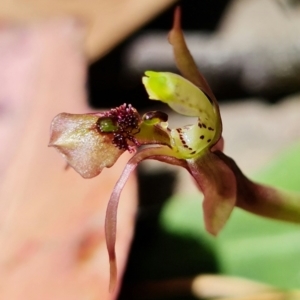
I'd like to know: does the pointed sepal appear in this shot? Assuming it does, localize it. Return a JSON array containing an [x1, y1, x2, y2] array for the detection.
[[187, 151, 237, 235]]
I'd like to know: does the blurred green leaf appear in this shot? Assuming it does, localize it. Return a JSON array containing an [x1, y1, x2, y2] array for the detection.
[[160, 142, 300, 289]]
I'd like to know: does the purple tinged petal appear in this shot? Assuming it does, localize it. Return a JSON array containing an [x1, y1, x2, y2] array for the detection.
[[49, 107, 174, 181], [105, 159, 134, 292], [168, 7, 216, 104], [187, 151, 237, 235], [49, 113, 125, 178], [105, 146, 186, 292]]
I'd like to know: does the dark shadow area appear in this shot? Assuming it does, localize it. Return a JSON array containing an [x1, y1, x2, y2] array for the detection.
[[88, 0, 229, 110], [88, 0, 300, 108]]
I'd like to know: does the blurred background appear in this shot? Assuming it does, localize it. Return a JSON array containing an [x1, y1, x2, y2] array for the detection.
[[1, 0, 300, 298], [87, 0, 300, 299], [89, 0, 300, 109]]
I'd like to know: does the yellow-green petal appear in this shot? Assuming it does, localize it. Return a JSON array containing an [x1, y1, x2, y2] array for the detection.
[[143, 71, 216, 121], [142, 71, 220, 157], [170, 124, 215, 159]]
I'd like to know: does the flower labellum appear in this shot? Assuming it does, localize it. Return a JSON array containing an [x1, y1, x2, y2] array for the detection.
[[49, 104, 143, 178]]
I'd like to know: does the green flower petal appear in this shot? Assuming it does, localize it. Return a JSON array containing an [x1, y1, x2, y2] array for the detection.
[[143, 71, 219, 158], [171, 124, 215, 159], [143, 71, 216, 119]]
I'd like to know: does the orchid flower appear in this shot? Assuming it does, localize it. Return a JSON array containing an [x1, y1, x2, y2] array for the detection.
[[49, 7, 300, 291]]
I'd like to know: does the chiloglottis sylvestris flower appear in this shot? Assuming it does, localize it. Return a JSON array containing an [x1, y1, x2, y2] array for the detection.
[[49, 7, 300, 292]]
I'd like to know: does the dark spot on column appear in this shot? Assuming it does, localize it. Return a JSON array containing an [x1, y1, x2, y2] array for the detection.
[[200, 135, 204, 139], [207, 139, 211, 143], [202, 124, 207, 129], [208, 127, 214, 131]]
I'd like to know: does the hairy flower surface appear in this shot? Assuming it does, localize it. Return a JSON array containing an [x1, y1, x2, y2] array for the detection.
[[49, 7, 300, 292]]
